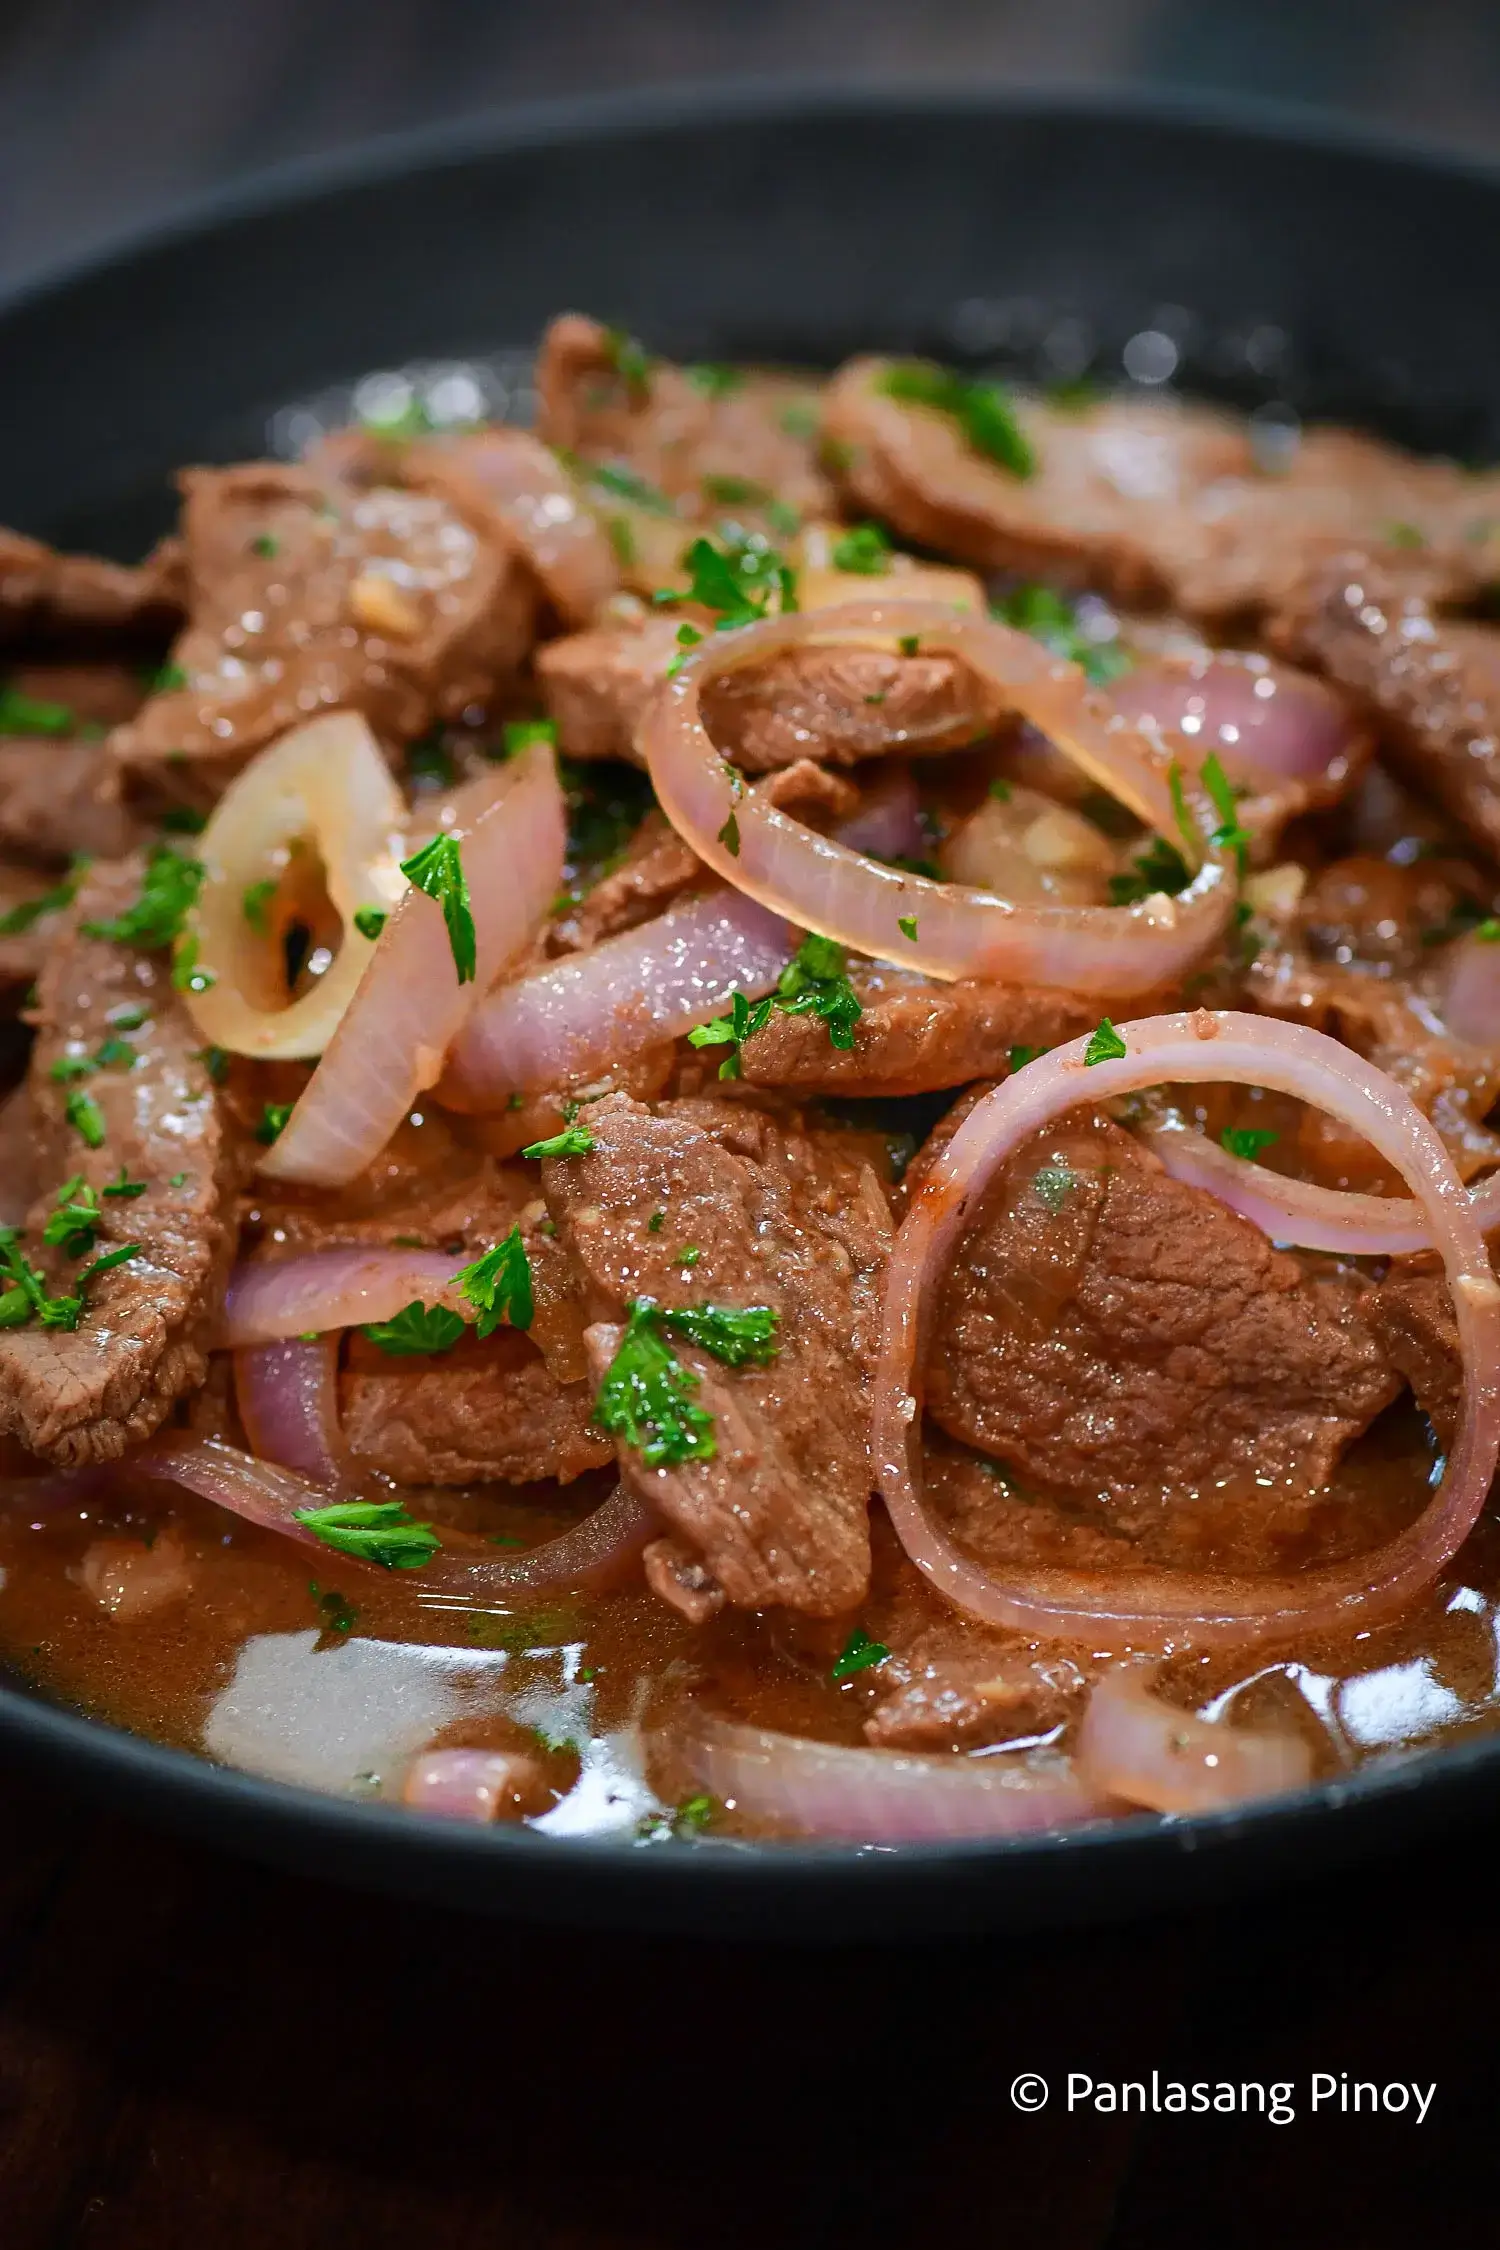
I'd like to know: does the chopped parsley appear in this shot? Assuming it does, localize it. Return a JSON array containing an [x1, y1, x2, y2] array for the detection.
[[578, 458, 674, 515], [65, 1091, 106, 1148], [360, 391, 435, 441], [0, 869, 81, 938], [1084, 1018, 1127, 1066], [779, 400, 820, 441], [81, 842, 203, 951], [241, 877, 277, 933], [1008, 1043, 1048, 1071], [718, 808, 741, 857], [660, 1301, 780, 1367], [559, 758, 656, 873], [773, 933, 862, 1048], [898, 633, 920, 657], [251, 532, 280, 559], [636, 1792, 719, 1844], [522, 1127, 594, 1159], [685, 362, 744, 398], [676, 1245, 701, 1269], [991, 582, 1130, 685], [399, 832, 476, 984], [406, 731, 454, 788], [687, 987, 774, 1080], [831, 1627, 890, 1682], [1201, 751, 1251, 872], [151, 661, 188, 694], [1475, 917, 1500, 943], [0, 685, 75, 735], [158, 806, 206, 835], [362, 1300, 466, 1355], [293, 1499, 441, 1571], [43, 1178, 105, 1256], [171, 933, 215, 995], [701, 473, 768, 508], [1167, 760, 1197, 858], [502, 716, 558, 758], [454, 1227, 534, 1336], [659, 530, 797, 629], [352, 905, 387, 941], [879, 359, 1036, 478], [606, 516, 636, 566], [0, 1222, 138, 1332], [831, 522, 892, 575], [666, 621, 704, 679], [592, 1299, 716, 1465], [196, 1044, 229, 1084], [1108, 834, 1192, 906], [1032, 1163, 1077, 1214], [603, 326, 652, 400], [104, 1167, 147, 1199], [309, 1582, 357, 1637], [898, 914, 919, 942], [648, 1210, 665, 1233], [1385, 520, 1426, 549], [255, 1101, 293, 1145], [1220, 1126, 1278, 1161]]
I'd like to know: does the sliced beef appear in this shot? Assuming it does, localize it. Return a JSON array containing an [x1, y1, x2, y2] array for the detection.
[[0, 855, 249, 1464], [542, 1094, 891, 1616], [108, 461, 537, 796], [1363, 1267, 1461, 1449], [823, 359, 1496, 621], [547, 808, 702, 957], [0, 739, 142, 866], [922, 1107, 1398, 1497], [340, 1324, 611, 1486], [0, 528, 184, 647], [537, 610, 996, 770], [0, 863, 72, 989], [1271, 550, 1500, 868]]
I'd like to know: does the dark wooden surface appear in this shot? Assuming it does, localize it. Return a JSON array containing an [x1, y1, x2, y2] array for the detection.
[[1, 1747, 1497, 2246]]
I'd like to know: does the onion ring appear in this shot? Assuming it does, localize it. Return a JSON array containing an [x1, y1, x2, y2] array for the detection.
[[223, 1247, 469, 1347], [184, 709, 408, 1059], [673, 1714, 1103, 1841], [234, 1337, 345, 1481], [258, 738, 565, 1187], [1075, 1660, 1314, 1814], [409, 427, 618, 627], [637, 599, 1238, 994], [873, 1009, 1500, 1650]]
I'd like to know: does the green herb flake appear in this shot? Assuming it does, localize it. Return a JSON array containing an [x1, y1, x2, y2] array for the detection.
[[879, 359, 1036, 479], [898, 914, 919, 942], [0, 1230, 81, 1331], [362, 1300, 466, 1356], [196, 1044, 229, 1084], [677, 1245, 701, 1269], [592, 1298, 716, 1466], [1083, 1018, 1127, 1067], [309, 1582, 357, 1637], [151, 661, 189, 694], [502, 717, 558, 758], [582, 458, 674, 516], [352, 905, 387, 941], [523, 1127, 594, 1161], [991, 581, 1130, 685], [1200, 751, 1251, 872], [158, 807, 207, 835], [660, 1300, 780, 1367], [43, 1178, 101, 1256], [406, 731, 454, 787], [241, 877, 277, 934], [77, 1242, 140, 1288], [103, 1167, 147, 1199], [106, 1003, 149, 1030], [603, 326, 652, 400], [399, 831, 476, 984], [1385, 521, 1427, 550], [1032, 1163, 1077, 1214], [255, 1101, 294, 1146], [1474, 918, 1500, 943], [293, 1499, 440, 1572], [1007, 1044, 1047, 1072], [685, 362, 744, 398], [831, 522, 892, 575], [453, 1226, 534, 1337], [775, 933, 862, 1050], [171, 933, 215, 995], [251, 533, 280, 559], [65, 1091, 106, 1149], [687, 987, 775, 1080], [1166, 760, 1197, 859], [718, 808, 741, 857], [831, 1627, 890, 1683], [898, 634, 920, 657], [0, 684, 75, 734], [0, 870, 81, 938], [81, 843, 204, 952], [1220, 1126, 1279, 1161], [1108, 834, 1192, 906]]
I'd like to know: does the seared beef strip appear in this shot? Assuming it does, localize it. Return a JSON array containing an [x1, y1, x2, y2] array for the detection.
[[0, 665, 148, 866], [1364, 1268, 1461, 1450], [537, 609, 997, 771], [1271, 549, 1500, 868], [0, 528, 185, 647], [547, 808, 702, 957], [341, 1325, 612, 1486], [0, 856, 249, 1464], [823, 359, 1498, 621], [108, 461, 537, 795], [542, 1094, 890, 1617], [920, 1105, 1398, 1498], [0, 864, 72, 989]]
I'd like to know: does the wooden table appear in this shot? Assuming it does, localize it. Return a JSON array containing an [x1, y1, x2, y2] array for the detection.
[[0, 1753, 1492, 2245]]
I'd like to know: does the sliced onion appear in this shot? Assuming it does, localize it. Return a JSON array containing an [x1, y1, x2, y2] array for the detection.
[[1076, 1661, 1313, 1814], [638, 599, 1238, 994], [234, 1338, 344, 1481], [402, 1747, 542, 1821], [131, 1435, 655, 1594], [259, 739, 565, 1186], [410, 427, 618, 626], [441, 886, 792, 1111], [1435, 926, 1500, 1050], [833, 766, 927, 861], [184, 709, 408, 1059], [223, 1247, 467, 1347], [1109, 651, 1359, 789], [674, 1714, 1103, 1841], [874, 1010, 1500, 1650]]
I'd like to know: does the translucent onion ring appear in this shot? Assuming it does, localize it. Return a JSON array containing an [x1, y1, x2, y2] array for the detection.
[[1075, 1660, 1314, 1814], [1138, 1113, 1440, 1255], [222, 1247, 468, 1347], [873, 1010, 1500, 1650], [184, 709, 408, 1059], [637, 599, 1238, 994], [234, 1336, 345, 1481], [673, 1713, 1104, 1842], [409, 427, 619, 627], [259, 738, 565, 1188]]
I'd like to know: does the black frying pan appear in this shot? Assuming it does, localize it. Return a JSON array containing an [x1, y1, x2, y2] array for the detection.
[[2, 84, 1498, 1939]]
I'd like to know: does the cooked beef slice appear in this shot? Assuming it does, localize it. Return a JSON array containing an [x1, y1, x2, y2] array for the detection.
[[108, 461, 537, 794], [0, 855, 248, 1464], [536, 313, 832, 534], [0, 528, 185, 647], [340, 1324, 611, 1485], [547, 808, 702, 956], [729, 961, 1114, 1098], [922, 1109, 1398, 1497], [537, 610, 996, 770], [823, 359, 1497, 621], [0, 738, 142, 865], [542, 1094, 891, 1615], [1364, 1267, 1461, 1448], [865, 1635, 1087, 1751], [0, 863, 72, 988], [1271, 550, 1500, 868]]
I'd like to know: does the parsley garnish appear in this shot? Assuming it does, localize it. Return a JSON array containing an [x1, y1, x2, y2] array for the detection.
[[1201, 751, 1250, 872], [502, 717, 558, 757], [774, 933, 862, 1048], [580, 459, 673, 515], [1385, 521, 1426, 550], [1108, 835, 1192, 906], [293, 1499, 440, 1571], [1167, 760, 1197, 859], [151, 661, 188, 694], [636, 1791, 719, 1844], [685, 363, 744, 398], [1007, 1043, 1048, 1071], [453, 1227, 533, 1336], [406, 731, 454, 787], [702, 473, 768, 507], [78, 1242, 140, 1287], [171, 933, 215, 994], [603, 326, 651, 400], [65, 1091, 105, 1148], [104, 1167, 147, 1199], [362, 1300, 466, 1355], [309, 1582, 357, 1637], [898, 633, 920, 657], [1475, 918, 1500, 943], [687, 988, 775, 1080], [831, 522, 892, 575], [251, 532, 280, 559], [43, 1178, 103, 1256], [196, 1044, 229, 1084], [648, 1210, 665, 1232], [898, 914, 919, 942], [831, 1628, 890, 1682], [659, 531, 797, 629], [0, 1229, 81, 1331], [522, 1127, 594, 1159], [399, 832, 476, 984], [718, 808, 741, 857], [0, 685, 74, 734], [1083, 1019, 1127, 1066], [81, 843, 203, 951], [880, 360, 1036, 478], [0, 870, 81, 938], [241, 877, 276, 933], [1032, 1163, 1077, 1214], [991, 583, 1130, 685], [1220, 1126, 1278, 1161], [352, 905, 387, 941], [255, 1101, 293, 1145], [660, 1301, 780, 1367], [592, 1299, 716, 1466], [158, 807, 206, 835]]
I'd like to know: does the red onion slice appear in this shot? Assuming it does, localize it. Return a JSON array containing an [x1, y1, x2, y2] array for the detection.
[[411, 428, 618, 626], [441, 886, 793, 1111], [1109, 650, 1359, 788], [234, 1337, 345, 1482], [638, 599, 1238, 995], [259, 739, 565, 1187], [223, 1247, 467, 1347], [1075, 1661, 1313, 1814], [874, 1009, 1500, 1650], [674, 1714, 1104, 1842], [402, 1747, 543, 1821], [833, 767, 928, 862]]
